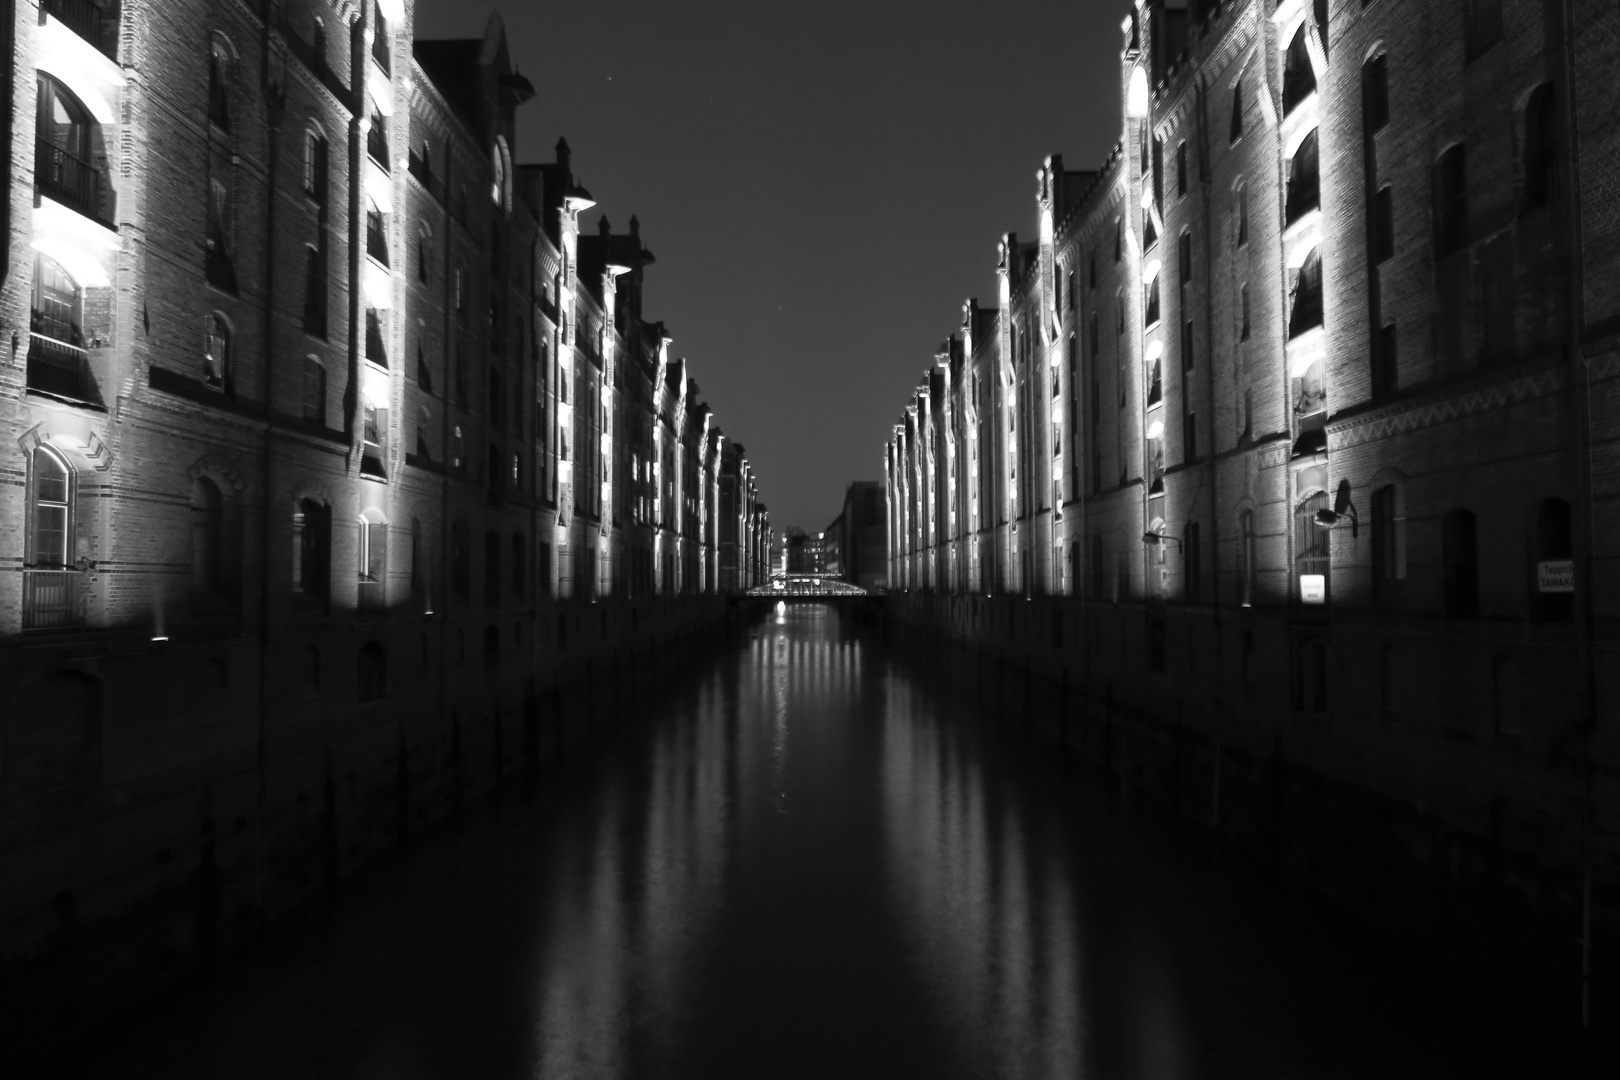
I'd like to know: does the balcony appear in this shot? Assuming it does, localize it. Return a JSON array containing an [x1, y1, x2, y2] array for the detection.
[[27, 333, 103, 407], [23, 569, 81, 630], [35, 139, 109, 226], [42, 0, 119, 61]]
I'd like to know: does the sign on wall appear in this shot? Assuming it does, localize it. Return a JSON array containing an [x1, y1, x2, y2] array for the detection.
[[1300, 574, 1326, 604], [1537, 559, 1575, 594]]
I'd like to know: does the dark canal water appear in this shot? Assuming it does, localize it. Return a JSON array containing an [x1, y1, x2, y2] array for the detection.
[[57, 603, 1593, 1077]]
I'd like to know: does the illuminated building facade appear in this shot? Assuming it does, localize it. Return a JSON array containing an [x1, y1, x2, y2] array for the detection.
[[886, 0, 1620, 926], [0, 0, 767, 965]]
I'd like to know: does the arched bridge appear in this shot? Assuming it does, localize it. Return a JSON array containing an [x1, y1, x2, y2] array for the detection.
[[746, 573, 872, 599]]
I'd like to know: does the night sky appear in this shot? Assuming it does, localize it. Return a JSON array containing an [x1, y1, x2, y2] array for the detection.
[[416, 0, 1124, 533]]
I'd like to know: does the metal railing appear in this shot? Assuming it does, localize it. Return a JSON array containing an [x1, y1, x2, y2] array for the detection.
[[27, 333, 98, 404], [23, 569, 80, 630], [42, 0, 118, 60], [35, 139, 105, 222]]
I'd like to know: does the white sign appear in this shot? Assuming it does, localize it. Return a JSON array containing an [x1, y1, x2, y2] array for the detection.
[[1537, 560, 1575, 593], [1300, 574, 1326, 604]]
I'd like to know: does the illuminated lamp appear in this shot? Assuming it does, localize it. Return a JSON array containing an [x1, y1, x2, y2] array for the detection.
[[1142, 530, 1183, 550], [1126, 66, 1150, 118], [375, 0, 404, 22], [1145, 339, 1164, 365], [362, 262, 393, 308], [364, 159, 393, 213], [1313, 480, 1359, 537], [564, 184, 595, 212], [1145, 418, 1164, 441], [1142, 259, 1161, 285], [32, 198, 119, 286], [362, 364, 390, 407], [368, 71, 394, 115]]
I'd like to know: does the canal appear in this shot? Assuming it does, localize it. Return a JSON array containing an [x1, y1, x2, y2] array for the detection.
[[52, 602, 1593, 1077]]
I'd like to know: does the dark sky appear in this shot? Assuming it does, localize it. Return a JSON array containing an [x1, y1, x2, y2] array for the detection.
[[416, 0, 1125, 533]]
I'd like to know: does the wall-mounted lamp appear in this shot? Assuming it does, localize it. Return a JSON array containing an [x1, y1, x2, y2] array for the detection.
[[1312, 479, 1359, 538], [1142, 530, 1184, 550]]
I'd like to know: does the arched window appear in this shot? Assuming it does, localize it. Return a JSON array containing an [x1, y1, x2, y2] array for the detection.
[[1113, 218, 1122, 263], [311, 17, 327, 73], [1229, 80, 1244, 143], [1441, 508, 1479, 618], [1234, 181, 1249, 246], [1522, 84, 1559, 212], [1282, 26, 1315, 114], [1532, 497, 1573, 621], [1432, 145, 1468, 257], [1289, 247, 1324, 338], [304, 130, 328, 203], [206, 176, 235, 290], [365, 305, 387, 365], [357, 512, 386, 612], [303, 245, 328, 336], [293, 498, 331, 601], [450, 519, 469, 600], [191, 477, 224, 599], [1295, 491, 1330, 603], [1146, 340, 1163, 405], [357, 641, 387, 702], [28, 446, 71, 569], [35, 75, 102, 222], [203, 314, 229, 390], [1371, 483, 1407, 594], [1362, 53, 1389, 136], [1285, 130, 1320, 224], [208, 39, 232, 130], [483, 530, 501, 605], [302, 355, 325, 424]]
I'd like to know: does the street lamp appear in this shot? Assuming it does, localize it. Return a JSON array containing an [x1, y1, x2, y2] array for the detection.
[[1142, 530, 1184, 551], [1312, 479, 1359, 538]]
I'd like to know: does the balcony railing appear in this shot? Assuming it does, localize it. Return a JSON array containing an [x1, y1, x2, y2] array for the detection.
[[42, 0, 119, 61], [23, 569, 81, 630], [27, 333, 101, 405], [36, 139, 107, 224]]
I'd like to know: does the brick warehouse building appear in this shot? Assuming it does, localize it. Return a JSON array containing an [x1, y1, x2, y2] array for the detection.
[[888, 0, 1620, 950], [0, 0, 771, 982]]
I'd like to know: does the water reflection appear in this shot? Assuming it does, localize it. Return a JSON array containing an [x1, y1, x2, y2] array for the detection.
[[65, 602, 1518, 1079]]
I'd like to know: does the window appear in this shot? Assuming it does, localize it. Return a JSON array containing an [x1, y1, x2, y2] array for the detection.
[[299, 244, 328, 337], [357, 514, 386, 611], [1441, 509, 1479, 618], [1362, 54, 1389, 136], [417, 224, 431, 284], [1467, 0, 1503, 61], [31, 253, 82, 346], [450, 519, 469, 600], [206, 177, 235, 290], [1295, 491, 1330, 603], [1183, 411, 1197, 463], [367, 101, 388, 167], [1229, 80, 1244, 142], [1371, 186, 1394, 263], [1285, 131, 1320, 224], [203, 314, 229, 391], [1289, 247, 1323, 338], [1282, 27, 1315, 114], [28, 446, 71, 570], [1113, 219, 1122, 263], [1432, 145, 1468, 257], [311, 17, 327, 73], [293, 498, 331, 601], [1293, 637, 1327, 712], [512, 532, 526, 597], [1371, 484, 1407, 592], [208, 39, 231, 131], [1185, 521, 1201, 600], [484, 530, 501, 605], [1147, 343, 1163, 405], [1176, 142, 1188, 197], [1144, 273, 1161, 327], [362, 401, 384, 465], [365, 306, 387, 366], [371, 0, 391, 74], [1235, 184, 1249, 246], [1143, 206, 1158, 250], [1151, 137, 1164, 212], [304, 131, 328, 204], [1532, 497, 1573, 621], [357, 641, 387, 702], [1522, 84, 1559, 212], [1177, 232, 1193, 285], [302, 356, 325, 425], [416, 341, 433, 393], [1239, 509, 1256, 606], [365, 199, 388, 266], [1240, 283, 1251, 340], [1374, 323, 1398, 398]]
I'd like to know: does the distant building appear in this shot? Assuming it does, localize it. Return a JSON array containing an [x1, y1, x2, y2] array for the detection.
[[831, 482, 887, 592]]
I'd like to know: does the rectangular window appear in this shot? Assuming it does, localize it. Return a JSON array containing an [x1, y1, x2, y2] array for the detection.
[[1372, 186, 1394, 263], [1374, 323, 1398, 398], [1371, 484, 1406, 589], [1240, 284, 1251, 340], [1184, 412, 1197, 463], [1181, 319, 1195, 371], [302, 357, 325, 424], [1176, 142, 1188, 197], [303, 246, 327, 337]]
